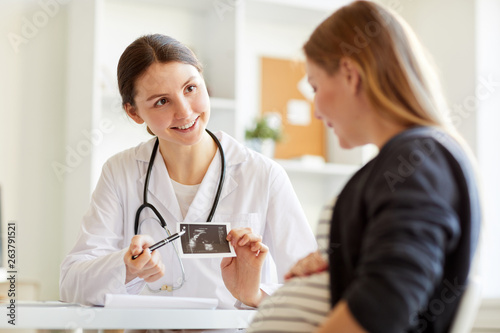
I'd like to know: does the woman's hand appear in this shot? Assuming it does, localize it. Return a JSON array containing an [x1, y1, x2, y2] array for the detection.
[[123, 235, 165, 284], [221, 227, 269, 307], [284, 250, 328, 280]]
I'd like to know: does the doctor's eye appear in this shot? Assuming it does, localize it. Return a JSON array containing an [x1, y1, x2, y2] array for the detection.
[[155, 98, 168, 107], [185, 85, 197, 94]]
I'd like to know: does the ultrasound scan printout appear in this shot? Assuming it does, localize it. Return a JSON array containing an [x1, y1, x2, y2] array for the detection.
[[177, 222, 236, 258]]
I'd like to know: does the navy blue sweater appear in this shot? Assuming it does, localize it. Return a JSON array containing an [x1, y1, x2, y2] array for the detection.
[[329, 127, 481, 332]]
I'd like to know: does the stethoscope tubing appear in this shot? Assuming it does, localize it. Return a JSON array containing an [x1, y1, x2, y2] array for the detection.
[[131, 129, 226, 292], [205, 129, 226, 223], [134, 128, 226, 234]]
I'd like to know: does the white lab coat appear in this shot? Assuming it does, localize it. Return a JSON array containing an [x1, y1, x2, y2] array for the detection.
[[60, 131, 317, 307]]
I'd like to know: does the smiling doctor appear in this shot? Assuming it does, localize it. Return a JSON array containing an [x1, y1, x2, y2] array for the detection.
[[59, 34, 317, 310]]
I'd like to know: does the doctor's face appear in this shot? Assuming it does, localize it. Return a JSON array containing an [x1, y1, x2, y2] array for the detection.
[[127, 61, 210, 147]]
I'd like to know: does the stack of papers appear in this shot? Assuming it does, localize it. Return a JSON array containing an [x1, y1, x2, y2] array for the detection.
[[104, 294, 218, 309]]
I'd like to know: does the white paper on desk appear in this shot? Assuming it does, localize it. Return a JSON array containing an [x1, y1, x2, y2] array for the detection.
[[104, 294, 218, 309]]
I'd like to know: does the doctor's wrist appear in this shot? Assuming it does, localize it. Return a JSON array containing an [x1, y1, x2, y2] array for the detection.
[[241, 288, 267, 308], [125, 269, 138, 284]]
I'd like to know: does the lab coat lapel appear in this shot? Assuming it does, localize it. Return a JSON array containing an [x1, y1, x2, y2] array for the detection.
[[137, 140, 183, 222]]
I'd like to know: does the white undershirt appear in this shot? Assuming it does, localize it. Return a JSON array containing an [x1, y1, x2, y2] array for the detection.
[[170, 179, 200, 219]]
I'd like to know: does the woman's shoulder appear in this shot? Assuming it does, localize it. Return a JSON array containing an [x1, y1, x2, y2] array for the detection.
[[373, 126, 474, 177], [380, 126, 466, 160], [363, 126, 478, 200]]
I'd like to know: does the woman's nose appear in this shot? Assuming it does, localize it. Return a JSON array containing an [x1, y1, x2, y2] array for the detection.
[[313, 104, 323, 120], [312, 96, 322, 119], [174, 97, 192, 119]]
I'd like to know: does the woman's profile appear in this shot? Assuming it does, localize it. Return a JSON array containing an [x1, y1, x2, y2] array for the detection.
[[246, 1, 481, 332]]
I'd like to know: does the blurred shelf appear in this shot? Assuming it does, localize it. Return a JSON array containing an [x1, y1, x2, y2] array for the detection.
[[473, 299, 500, 330], [250, 0, 349, 12], [275, 159, 360, 176], [210, 97, 235, 111], [118, 0, 213, 12], [246, 0, 348, 27]]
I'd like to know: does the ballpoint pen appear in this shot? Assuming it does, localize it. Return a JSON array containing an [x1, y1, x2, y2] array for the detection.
[[132, 229, 186, 260]]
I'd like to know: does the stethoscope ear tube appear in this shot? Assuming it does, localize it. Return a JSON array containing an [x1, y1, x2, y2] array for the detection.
[[143, 138, 160, 205], [134, 202, 168, 235]]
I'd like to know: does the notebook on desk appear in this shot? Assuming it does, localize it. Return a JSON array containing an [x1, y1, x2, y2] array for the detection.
[[104, 294, 218, 309]]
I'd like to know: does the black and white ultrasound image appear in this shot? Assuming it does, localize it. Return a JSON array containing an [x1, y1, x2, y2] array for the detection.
[[180, 223, 231, 254]]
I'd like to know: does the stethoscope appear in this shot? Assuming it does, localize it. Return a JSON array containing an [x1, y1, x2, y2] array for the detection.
[[134, 128, 226, 291]]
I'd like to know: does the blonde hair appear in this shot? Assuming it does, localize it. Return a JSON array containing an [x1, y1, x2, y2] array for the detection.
[[304, 1, 483, 225], [304, 0, 453, 132]]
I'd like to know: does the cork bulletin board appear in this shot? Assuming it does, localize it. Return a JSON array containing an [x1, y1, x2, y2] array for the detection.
[[260, 57, 326, 160]]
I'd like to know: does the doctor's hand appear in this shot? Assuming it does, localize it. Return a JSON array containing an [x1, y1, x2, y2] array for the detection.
[[124, 235, 165, 284], [221, 227, 269, 308], [284, 250, 328, 281]]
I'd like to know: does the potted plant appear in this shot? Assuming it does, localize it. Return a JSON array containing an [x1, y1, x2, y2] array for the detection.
[[245, 114, 282, 158]]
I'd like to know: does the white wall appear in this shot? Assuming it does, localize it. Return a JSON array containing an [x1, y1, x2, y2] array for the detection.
[[100, 0, 206, 85], [0, 0, 67, 300], [61, 0, 102, 259], [476, 0, 500, 299]]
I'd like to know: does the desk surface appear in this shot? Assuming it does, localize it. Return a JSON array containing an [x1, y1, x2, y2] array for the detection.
[[1, 303, 256, 329]]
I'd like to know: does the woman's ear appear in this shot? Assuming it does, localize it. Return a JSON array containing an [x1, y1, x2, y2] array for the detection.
[[124, 103, 144, 124], [339, 57, 362, 94]]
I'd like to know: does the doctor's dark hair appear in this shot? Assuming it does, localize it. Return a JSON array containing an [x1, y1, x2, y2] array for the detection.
[[117, 34, 203, 108]]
